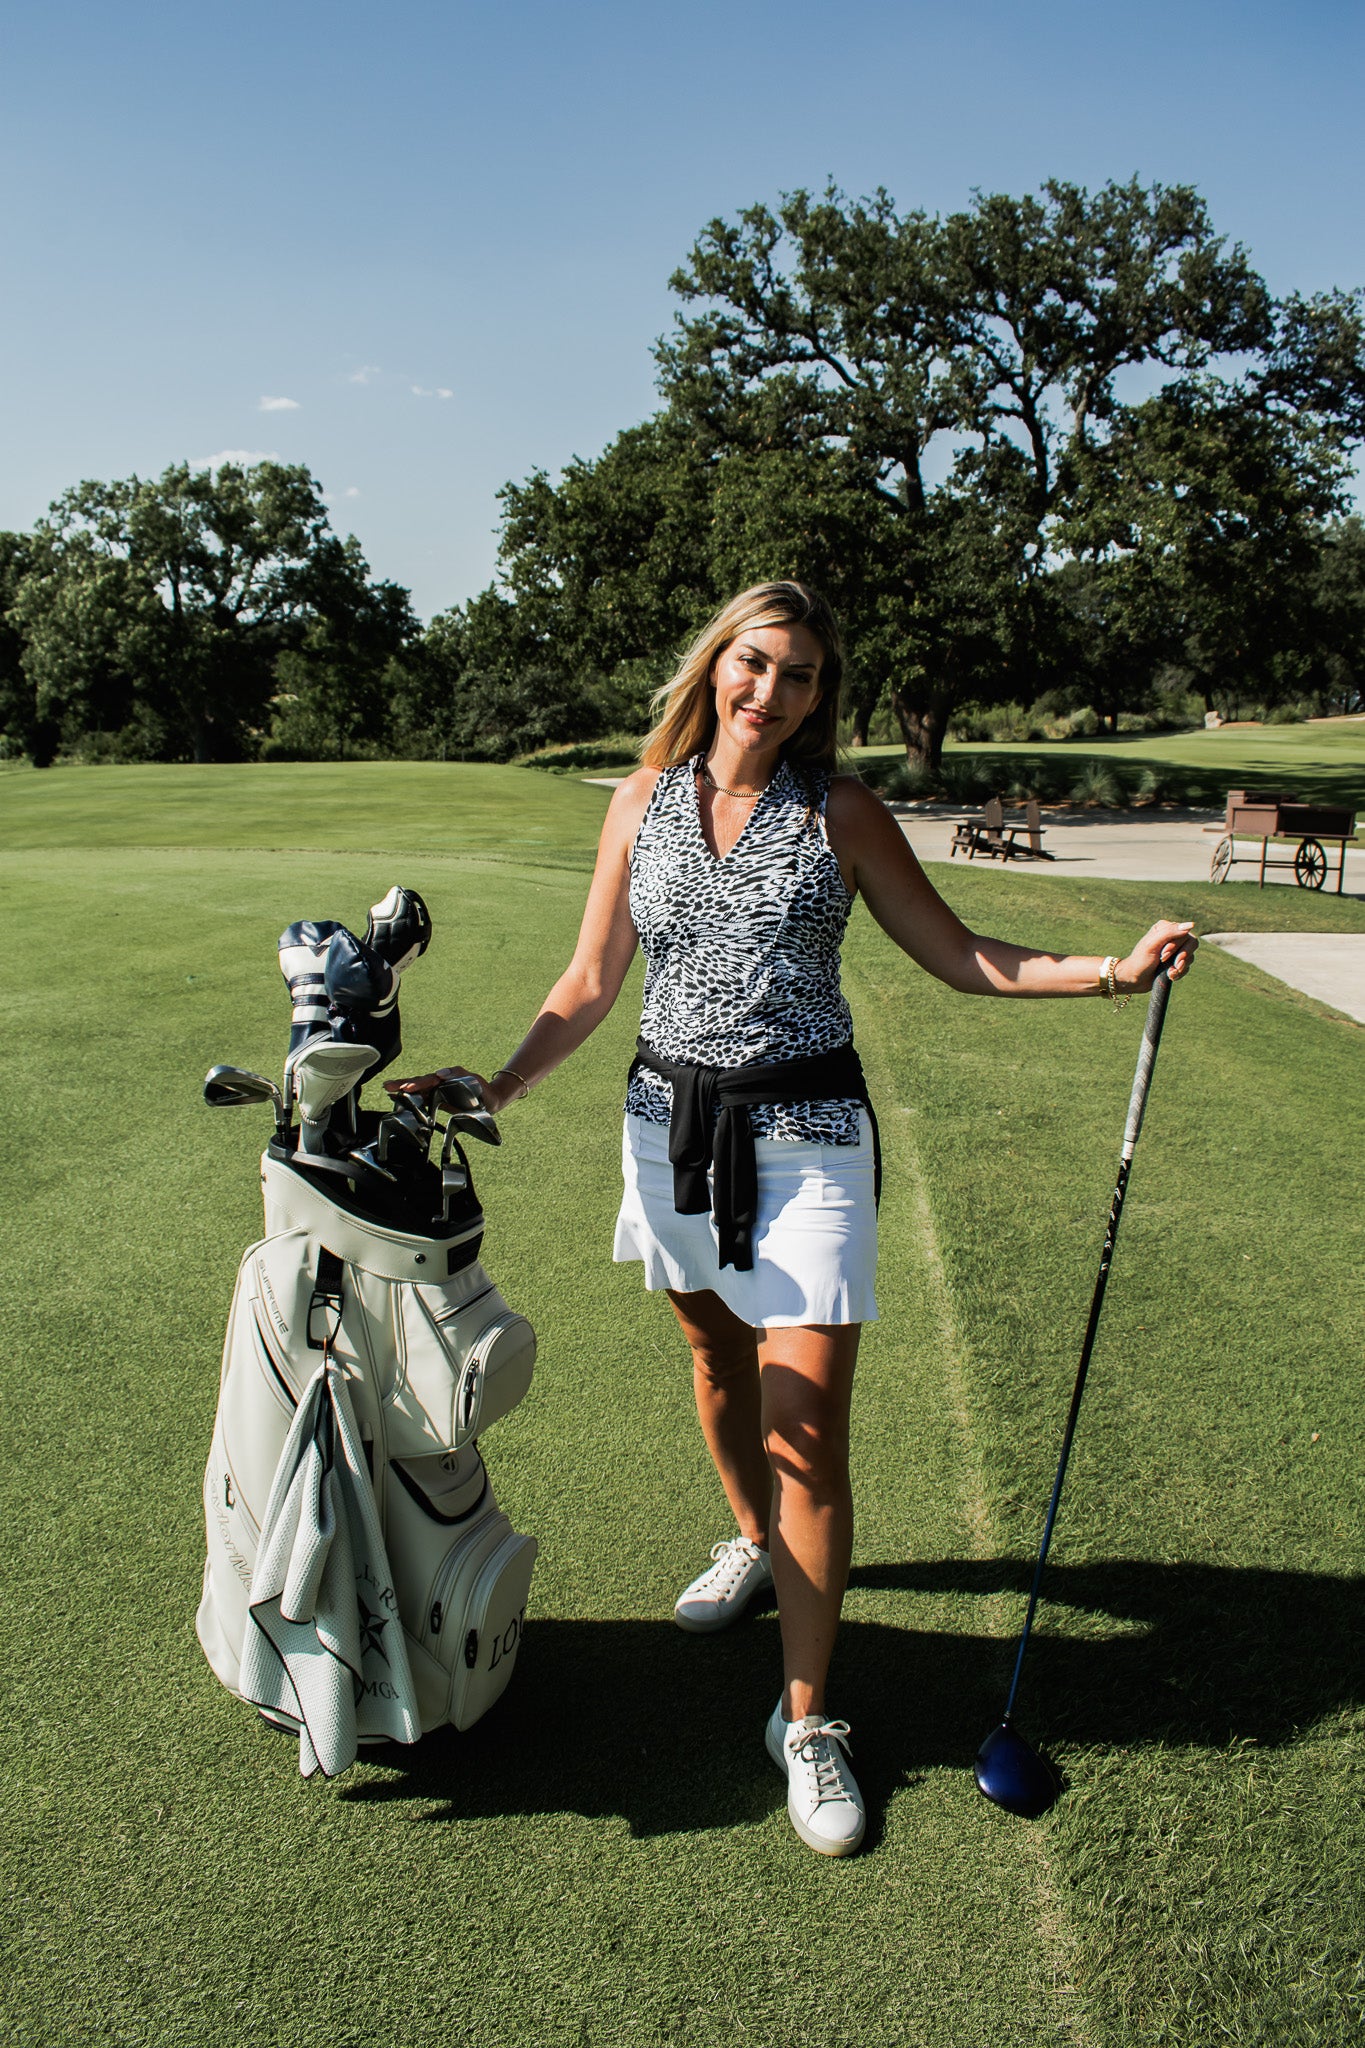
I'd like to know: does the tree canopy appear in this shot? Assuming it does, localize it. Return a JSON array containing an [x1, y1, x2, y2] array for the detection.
[[5, 461, 415, 763], [3, 179, 1363, 768], [482, 177, 1365, 762]]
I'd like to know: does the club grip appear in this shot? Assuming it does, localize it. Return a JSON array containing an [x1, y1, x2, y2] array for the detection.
[[1122, 969, 1172, 1157]]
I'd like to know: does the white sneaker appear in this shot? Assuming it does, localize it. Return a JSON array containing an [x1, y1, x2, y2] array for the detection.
[[765, 1698, 866, 1856], [673, 1537, 774, 1632]]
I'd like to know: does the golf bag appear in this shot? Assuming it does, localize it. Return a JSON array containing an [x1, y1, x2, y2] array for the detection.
[[196, 886, 538, 1777]]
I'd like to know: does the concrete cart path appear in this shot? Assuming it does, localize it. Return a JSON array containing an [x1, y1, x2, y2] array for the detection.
[[583, 782, 1365, 892], [1202, 932, 1365, 1024], [895, 804, 1365, 888]]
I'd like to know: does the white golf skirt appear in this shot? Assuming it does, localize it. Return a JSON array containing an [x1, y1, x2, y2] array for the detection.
[[612, 1111, 878, 1328]]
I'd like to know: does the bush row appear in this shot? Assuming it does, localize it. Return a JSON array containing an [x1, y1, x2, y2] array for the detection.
[[854, 753, 1225, 810]]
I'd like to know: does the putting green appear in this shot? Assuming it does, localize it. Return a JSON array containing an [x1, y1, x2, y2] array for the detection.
[[2, 767, 1361, 2047]]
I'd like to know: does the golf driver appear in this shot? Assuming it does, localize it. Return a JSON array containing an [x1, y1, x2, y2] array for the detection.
[[975, 968, 1174, 1819], [204, 1064, 289, 1140], [365, 884, 432, 974]]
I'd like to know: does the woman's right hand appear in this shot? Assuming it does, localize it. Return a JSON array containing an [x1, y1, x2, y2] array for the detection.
[[384, 1065, 509, 1112]]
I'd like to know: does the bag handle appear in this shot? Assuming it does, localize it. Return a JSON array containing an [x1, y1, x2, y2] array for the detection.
[[307, 1245, 345, 1352]]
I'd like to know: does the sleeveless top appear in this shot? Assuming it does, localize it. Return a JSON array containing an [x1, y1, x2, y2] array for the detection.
[[624, 754, 862, 1145]]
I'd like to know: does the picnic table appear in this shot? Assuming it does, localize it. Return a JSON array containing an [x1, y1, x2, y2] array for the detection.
[[949, 797, 1054, 862]]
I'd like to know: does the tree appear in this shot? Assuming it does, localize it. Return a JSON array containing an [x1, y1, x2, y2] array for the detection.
[[659, 179, 1364, 762], [495, 412, 718, 727], [1059, 369, 1357, 720], [1302, 516, 1365, 714], [269, 539, 418, 759], [386, 590, 603, 760], [12, 461, 397, 761], [0, 531, 52, 763]]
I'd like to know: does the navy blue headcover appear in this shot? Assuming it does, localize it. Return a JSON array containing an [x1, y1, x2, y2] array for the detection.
[[324, 928, 401, 1075], [278, 887, 433, 1112]]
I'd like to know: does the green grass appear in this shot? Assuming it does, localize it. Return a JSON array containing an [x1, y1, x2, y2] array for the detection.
[[2, 766, 1362, 2046], [856, 717, 1365, 810], [0, 761, 611, 854]]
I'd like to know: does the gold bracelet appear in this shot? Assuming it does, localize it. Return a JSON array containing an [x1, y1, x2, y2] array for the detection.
[[1100, 956, 1134, 1013], [491, 1065, 530, 1100]]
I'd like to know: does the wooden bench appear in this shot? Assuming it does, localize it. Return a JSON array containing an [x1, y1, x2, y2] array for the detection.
[[950, 798, 1053, 862]]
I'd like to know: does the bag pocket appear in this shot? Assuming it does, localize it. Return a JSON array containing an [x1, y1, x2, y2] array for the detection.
[[449, 1311, 536, 1442], [389, 1494, 537, 1733], [426, 1517, 538, 1732], [391, 1284, 536, 1455]]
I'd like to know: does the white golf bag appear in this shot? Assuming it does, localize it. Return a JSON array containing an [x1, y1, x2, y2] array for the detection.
[[197, 1149, 538, 1777]]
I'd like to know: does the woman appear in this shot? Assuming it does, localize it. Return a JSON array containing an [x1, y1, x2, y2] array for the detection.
[[390, 581, 1196, 1858]]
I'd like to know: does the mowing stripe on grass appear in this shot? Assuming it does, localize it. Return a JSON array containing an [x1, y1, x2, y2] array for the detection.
[[2, 774, 1362, 2046]]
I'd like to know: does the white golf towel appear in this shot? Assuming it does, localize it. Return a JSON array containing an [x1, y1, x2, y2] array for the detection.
[[238, 1356, 420, 1777]]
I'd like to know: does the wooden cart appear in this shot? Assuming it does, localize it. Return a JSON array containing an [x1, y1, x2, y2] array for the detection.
[[1209, 790, 1358, 893]]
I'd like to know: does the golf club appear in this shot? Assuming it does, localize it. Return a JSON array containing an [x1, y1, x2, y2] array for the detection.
[[365, 884, 432, 974], [378, 1104, 433, 1167], [442, 1109, 502, 1148], [439, 1119, 470, 1226], [347, 1102, 431, 1186], [290, 1039, 380, 1157], [204, 1064, 289, 1139], [431, 1074, 485, 1115], [975, 967, 1174, 1819], [431, 1076, 501, 1146]]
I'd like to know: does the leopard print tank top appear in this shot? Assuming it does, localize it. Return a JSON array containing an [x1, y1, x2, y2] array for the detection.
[[624, 754, 862, 1144]]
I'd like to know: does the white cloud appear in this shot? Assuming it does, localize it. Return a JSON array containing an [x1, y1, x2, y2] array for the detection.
[[411, 383, 453, 399], [436, 387, 453, 400], [259, 395, 300, 412], [344, 485, 361, 499], [347, 364, 382, 385], [193, 448, 277, 471]]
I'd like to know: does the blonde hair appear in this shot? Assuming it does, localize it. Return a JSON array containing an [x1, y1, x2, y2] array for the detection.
[[640, 581, 844, 775]]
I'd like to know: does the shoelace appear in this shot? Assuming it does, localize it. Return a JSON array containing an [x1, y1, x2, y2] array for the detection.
[[789, 1721, 855, 1808], [700, 1538, 764, 1597]]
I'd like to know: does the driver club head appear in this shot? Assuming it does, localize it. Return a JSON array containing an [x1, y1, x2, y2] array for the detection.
[[973, 1721, 1060, 1819], [204, 1065, 286, 1125]]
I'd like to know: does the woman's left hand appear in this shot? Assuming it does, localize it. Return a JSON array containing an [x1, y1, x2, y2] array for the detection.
[[1120, 921, 1198, 991]]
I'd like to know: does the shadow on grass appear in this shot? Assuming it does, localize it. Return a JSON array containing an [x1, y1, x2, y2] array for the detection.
[[335, 1560, 1363, 1840]]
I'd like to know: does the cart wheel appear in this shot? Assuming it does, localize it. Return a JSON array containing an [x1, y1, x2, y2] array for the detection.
[[1210, 836, 1234, 883], [1294, 838, 1327, 889]]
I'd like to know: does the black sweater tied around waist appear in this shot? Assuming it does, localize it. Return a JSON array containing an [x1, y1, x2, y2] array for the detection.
[[629, 1038, 882, 1273]]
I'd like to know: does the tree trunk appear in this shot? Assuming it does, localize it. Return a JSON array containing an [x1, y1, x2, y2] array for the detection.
[[848, 699, 872, 748], [889, 684, 949, 771]]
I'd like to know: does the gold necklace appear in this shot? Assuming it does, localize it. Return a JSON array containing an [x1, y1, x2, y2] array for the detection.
[[700, 763, 766, 800]]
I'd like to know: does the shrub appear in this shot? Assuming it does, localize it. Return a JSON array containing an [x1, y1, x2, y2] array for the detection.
[[1069, 762, 1126, 807], [518, 737, 642, 773]]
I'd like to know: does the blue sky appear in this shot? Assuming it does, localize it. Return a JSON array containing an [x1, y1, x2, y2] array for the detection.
[[3, 0, 1362, 618]]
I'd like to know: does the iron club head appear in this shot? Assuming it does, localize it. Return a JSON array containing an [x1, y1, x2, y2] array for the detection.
[[377, 1111, 431, 1173], [973, 1720, 1060, 1819], [431, 1075, 485, 1116], [204, 1065, 286, 1129], [442, 1109, 501, 1147]]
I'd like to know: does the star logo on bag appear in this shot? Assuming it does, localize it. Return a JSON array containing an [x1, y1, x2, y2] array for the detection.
[[357, 1594, 391, 1663]]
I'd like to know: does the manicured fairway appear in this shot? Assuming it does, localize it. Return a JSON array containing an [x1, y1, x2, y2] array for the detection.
[[2, 767, 1362, 2047], [859, 714, 1365, 809]]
